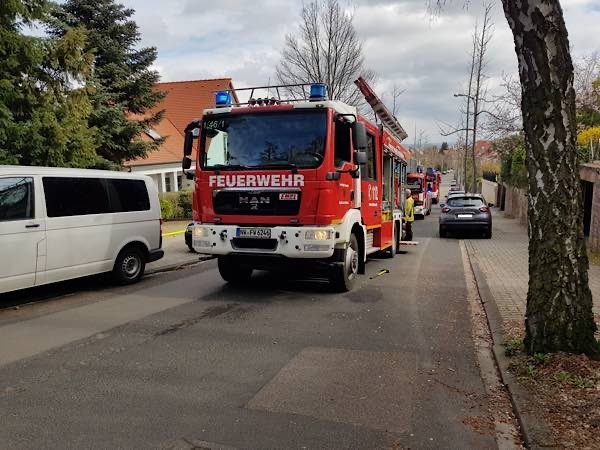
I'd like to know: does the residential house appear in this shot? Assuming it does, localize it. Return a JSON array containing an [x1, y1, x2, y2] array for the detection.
[[124, 78, 237, 192]]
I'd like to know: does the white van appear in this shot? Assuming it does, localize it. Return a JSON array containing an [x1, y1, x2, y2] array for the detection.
[[0, 166, 164, 295]]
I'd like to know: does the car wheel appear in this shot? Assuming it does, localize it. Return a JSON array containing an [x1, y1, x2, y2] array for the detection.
[[113, 246, 146, 284], [484, 229, 492, 239], [330, 233, 359, 292], [217, 256, 252, 284], [439, 226, 446, 238]]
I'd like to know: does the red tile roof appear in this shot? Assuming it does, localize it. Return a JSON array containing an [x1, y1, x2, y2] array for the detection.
[[152, 78, 236, 134], [474, 140, 497, 159], [126, 78, 236, 167], [125, 118, 183, 166]]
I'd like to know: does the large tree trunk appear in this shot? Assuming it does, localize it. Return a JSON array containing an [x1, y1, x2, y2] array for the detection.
[[501, 0, 598, 354]]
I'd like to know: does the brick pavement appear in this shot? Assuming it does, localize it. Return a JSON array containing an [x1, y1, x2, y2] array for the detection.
[[464, 212, 600, 323]]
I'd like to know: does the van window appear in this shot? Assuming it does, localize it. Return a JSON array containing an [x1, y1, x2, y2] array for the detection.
[[43, 177, 150, 217], [44, 177, 110, 217], [0, 177, 34, 222], [106, 179, 150, 212]]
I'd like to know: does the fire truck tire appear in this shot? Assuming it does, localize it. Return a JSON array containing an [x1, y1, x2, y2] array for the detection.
[[330, 233, 359, 292], [218, 256, 253, 284]]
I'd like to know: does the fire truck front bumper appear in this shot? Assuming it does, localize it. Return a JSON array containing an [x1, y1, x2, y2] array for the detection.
[[192, 224, 336, 258]]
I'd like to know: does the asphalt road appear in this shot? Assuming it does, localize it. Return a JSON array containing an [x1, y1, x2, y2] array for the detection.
[[0, 175, 499, 449]]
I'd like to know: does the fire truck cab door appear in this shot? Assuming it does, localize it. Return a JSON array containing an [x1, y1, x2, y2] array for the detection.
[[360, 132, 380, 227]]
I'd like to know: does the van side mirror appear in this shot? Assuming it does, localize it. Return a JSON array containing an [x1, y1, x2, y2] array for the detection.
[[352, 122, 367, 151], [355, 151, 367, 165]]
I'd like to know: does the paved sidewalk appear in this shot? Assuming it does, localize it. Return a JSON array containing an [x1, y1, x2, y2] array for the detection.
[[464, 212, 600, 323]]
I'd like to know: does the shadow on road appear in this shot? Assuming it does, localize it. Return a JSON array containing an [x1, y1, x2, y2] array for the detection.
[[0, 273, 112, 310]]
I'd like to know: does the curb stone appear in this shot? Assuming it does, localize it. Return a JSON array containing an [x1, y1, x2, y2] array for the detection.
[[464, 243, 559, 450], [146, 255, 215, 276]]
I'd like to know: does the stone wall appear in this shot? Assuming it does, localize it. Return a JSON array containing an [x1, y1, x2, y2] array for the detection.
[[502, 183, 528, 225], [589, 182, 600, 252], [481, 180, 498, 206]]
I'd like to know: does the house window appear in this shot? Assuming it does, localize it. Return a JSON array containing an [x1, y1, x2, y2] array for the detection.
[[165, 175, 171, 192]]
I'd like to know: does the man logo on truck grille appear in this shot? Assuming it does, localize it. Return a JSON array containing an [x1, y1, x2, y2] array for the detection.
[[239, 195, 270, 211], [209, 174, 305, 188]]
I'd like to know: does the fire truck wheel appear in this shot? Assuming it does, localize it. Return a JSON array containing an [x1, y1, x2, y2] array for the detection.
[[218, 256, 253, 284], [330, 233, 359, 292]]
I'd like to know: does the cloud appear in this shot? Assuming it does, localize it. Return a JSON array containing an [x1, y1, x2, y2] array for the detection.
[[123, 0, 599, 143]]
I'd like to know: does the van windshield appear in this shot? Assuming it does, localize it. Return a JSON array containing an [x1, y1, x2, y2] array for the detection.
[[200, 110, 327, 170]]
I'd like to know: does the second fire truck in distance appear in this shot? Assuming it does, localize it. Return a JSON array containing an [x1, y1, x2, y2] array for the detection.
[[182, 77, 411, 291], [406, 172, 432, 219]]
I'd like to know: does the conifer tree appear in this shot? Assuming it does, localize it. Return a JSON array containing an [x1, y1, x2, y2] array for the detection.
[[50, 0, 165, 166], [0, 0, 97, 167]]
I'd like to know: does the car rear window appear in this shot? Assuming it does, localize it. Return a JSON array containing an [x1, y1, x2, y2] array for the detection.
[[447, 197, 485, 207]]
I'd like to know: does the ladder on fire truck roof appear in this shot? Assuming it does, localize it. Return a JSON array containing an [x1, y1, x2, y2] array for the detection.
[[354, 76, 408, 144]]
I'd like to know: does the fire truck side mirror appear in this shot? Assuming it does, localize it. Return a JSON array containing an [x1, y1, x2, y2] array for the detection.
[[183, 130, 195, 157], [355, 151, 368, 165], [182, 156, 192, 170], [353, 122, 368, 151]]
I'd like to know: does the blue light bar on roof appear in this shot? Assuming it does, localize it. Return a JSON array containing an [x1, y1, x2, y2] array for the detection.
[[215, 91, 231, 107], [310, 84, 327, 101]]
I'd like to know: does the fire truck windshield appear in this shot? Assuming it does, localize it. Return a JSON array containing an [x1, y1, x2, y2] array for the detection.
[[406, 180, 422, 191], [200, 110, 327, 170]]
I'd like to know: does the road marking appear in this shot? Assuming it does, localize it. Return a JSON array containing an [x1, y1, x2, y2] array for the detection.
[[162, 230, 185, 237]]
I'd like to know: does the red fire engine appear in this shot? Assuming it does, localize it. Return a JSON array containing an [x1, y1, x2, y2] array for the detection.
[[182, 77, 410, 291], [406, 172, 432, 218], [425, 168, 441, 204]]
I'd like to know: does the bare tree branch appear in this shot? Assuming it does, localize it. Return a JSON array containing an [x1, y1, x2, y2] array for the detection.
[[276, 0, 374, 107]]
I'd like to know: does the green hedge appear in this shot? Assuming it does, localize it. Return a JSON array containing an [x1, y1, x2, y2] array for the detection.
[[500, 145, 527, 189], [159, 190, 192, 220]]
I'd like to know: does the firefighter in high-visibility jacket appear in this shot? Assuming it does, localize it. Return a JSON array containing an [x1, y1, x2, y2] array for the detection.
[[404, 189, 414, 241]]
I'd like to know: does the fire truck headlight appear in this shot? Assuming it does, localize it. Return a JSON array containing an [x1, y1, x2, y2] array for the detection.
[[305, 229, 332, 241], [193, 226, 209, 238]]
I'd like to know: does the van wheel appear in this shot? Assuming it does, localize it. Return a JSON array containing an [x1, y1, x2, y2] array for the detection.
[[330, 233, 359, 292], [114, 247, 145, 284], [218, 256, 253, 284]]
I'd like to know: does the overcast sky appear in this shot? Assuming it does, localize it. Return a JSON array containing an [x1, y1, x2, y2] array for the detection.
[[123, 0, 599, 144]]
